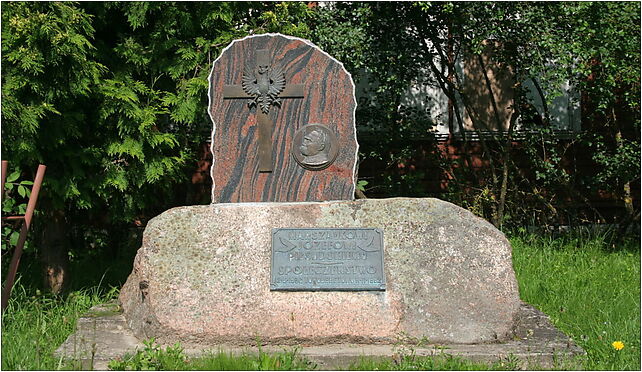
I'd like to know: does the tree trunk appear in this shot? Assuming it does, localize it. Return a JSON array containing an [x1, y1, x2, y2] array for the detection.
[[532, 78, 551, 127], [496, 111, 518, 229], [613, 109, 635, 218], [613, 108, 636, 237], [390, 93, 404, 195], [422, 36, 480, 191], [40, 209, 69, 294], [478, 53, 510, 227]]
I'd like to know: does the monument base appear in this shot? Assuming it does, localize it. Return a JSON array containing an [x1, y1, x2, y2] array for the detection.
[[55, 301, 585, 370], [118, 198, 520, 346]]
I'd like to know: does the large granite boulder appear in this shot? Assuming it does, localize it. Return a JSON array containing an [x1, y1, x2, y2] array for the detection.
[[119, 198, 520, 346]]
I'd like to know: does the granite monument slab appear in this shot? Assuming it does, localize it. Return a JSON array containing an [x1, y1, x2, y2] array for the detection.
[[208, 34, 357, 202]]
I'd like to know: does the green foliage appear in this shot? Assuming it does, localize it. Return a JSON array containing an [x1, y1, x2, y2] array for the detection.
[[2, 2, 103, 212], [591, 135, 640, 190], [311, 4, 370, 73], [1, 2, 316, 268], [1, 165, 35, 252], [311, 2, 640, 228], [257, 2, 314, 38], [566, 2, 640, 113], [511, 232, 640, 370]]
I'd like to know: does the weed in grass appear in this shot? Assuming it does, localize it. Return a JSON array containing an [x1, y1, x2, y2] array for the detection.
[[510, 232, 640, 370]]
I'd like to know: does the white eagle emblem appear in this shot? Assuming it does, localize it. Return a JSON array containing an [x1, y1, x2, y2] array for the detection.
[[241, 61, 286, 114]]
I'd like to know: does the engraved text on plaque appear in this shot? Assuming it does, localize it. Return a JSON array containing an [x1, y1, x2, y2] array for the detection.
[[271, 228, 385, 291]]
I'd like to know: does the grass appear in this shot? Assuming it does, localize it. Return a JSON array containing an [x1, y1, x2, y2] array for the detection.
[[1, 232, 639, 370], [347, 353, 522, 370], [511, 232, 640, 370], [1, 281, 119, 370], [108, 340, 316, 370], [107, 339, 521, 371]]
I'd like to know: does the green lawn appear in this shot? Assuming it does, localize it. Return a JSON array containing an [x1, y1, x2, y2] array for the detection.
[[0, 283, 119, 370], [1, 233, 639, 370], [511, 233, 640, 370]]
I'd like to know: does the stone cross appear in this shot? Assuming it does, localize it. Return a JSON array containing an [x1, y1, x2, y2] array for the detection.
[[208, 34, 358, 203], [222, 49, 304, 172]]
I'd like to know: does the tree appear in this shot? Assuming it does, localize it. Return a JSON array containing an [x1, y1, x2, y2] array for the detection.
[[1, 1, 314, 292], [311, 2, 640, 231], [2, 2, 105, 292]]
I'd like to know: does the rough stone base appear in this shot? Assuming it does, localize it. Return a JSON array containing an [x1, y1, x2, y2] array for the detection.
[[55, 301, 585, 370], [119, 198, 522, 346]]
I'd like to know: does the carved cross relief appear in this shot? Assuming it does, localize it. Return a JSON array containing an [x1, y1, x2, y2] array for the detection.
[[222, 49, 304, 172]]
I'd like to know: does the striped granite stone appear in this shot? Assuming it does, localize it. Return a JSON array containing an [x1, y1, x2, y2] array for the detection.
[[208, 33, 357, 202]]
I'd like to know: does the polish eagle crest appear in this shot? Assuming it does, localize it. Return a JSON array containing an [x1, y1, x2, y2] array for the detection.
[[241, 61, 286, 114]]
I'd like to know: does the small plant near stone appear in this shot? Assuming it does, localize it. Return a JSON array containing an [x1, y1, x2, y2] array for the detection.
[[108, 339, 315, 371], [108, 339, 187, 370], [495, 354, 520, 370], [356, 180, 368, 193], [390, 332, 429, 366]]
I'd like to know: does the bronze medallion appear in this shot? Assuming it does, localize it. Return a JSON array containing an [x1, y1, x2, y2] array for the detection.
[[292, 124, 339, 171]]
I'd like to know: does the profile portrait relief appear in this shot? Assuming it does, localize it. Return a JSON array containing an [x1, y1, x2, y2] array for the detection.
[[292, 124, 339, 171], [300, 129, 329, 166]]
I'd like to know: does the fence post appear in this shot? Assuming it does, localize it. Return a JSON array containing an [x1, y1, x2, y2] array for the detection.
[[1, 164, 46, 312]]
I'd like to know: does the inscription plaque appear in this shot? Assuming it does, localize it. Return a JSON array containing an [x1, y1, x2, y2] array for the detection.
[[271, 228, 385, 291]]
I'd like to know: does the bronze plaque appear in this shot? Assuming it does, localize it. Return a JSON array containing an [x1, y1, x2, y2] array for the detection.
[[271, 228, 385, 291], [291, 124, 339, 171]]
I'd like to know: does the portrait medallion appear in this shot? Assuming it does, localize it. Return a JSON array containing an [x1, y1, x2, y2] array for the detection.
[[292, 124, 339, 171]]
